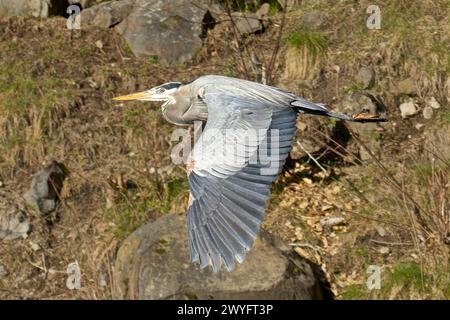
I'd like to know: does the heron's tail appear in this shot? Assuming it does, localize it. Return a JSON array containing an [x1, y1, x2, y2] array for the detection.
[[290, 100, 388, 123]]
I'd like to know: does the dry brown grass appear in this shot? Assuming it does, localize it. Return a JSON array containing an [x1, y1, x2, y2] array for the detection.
[[0, 17, 217, 299], [0, 0, 449, 300]]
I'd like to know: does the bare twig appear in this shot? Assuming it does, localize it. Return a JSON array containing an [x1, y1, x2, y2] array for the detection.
[[266, 0, 289, 84], [224, 1, 250, 77], [296, 141, 328, 173], [370, 239, 414, 246], [289, 242, 322, 253]]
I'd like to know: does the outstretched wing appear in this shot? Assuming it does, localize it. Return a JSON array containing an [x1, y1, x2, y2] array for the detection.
[[187, 91, 296, 272]]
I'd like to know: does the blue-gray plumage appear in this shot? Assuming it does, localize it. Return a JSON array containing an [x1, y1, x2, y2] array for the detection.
[[113, 75, 386, 272]]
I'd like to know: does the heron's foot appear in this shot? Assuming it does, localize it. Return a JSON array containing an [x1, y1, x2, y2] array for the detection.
[[186, 159, 195, 176], [351, 112, 388, 123], [188, 193, 194, 209]]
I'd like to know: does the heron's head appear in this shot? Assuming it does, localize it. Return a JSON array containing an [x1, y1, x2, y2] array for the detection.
[[113, 82, 182, 105]]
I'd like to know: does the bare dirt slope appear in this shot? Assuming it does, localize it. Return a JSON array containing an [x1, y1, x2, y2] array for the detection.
[[0, 0, 449, 299]]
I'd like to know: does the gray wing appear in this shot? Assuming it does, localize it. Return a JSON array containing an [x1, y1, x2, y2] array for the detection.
[[190, 93, 273, 178], [187, 91, 296, 272]]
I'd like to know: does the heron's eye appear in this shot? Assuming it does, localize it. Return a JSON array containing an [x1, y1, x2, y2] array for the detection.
[[157, 88, 165, 94]]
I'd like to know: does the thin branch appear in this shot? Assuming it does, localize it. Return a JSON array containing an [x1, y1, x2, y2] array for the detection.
[[370, 239, 414, 246], [266, 0, 288, 84]]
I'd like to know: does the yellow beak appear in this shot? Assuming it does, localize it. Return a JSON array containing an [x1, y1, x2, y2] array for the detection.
[[113, 91, 150, 101]]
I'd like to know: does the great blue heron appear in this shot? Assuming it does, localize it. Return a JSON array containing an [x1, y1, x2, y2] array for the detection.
[[113, 75, 386, 272]]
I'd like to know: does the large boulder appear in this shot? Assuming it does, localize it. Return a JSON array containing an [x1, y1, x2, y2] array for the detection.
[[115, 0, 215, 63], [80, 0, 134, 29], [114, 213, 330, 300], [0, 0, 68, 18]]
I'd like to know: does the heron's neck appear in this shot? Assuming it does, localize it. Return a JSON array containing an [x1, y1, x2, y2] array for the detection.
[[161, 93, 192, 126]]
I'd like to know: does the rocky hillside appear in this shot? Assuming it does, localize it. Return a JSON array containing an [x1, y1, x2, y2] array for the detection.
[[0, 0, 449, 299]]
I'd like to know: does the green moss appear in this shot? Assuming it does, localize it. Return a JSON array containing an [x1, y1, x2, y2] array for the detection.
[[341, 284, 366, 300], [440, 111, 450, 124], [147, 55, 159, 64], [122, 107, 148, 135], [341, 81, 365, 96], [122, 42, 134, 56], [105, 178, 188, 239], [444, 285, 450, 299], [412, 162, 449, 185], [284, 30, 328, 57], [382, 262, 423, 292], [155, 238, 170, 254], [166, 179, 188, 205], [271, 181, 285, 196], [105, 192, 151, 238], [79, 47, 93, 58], [0, 61, 74, 114], [267, 0, 282, 15], [359, 129, 381, 141], [392, 263, 422, 284], [354, 246, 369, 257], [328, 118, 337, 129]]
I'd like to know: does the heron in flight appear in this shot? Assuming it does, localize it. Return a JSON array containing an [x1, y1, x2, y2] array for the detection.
[[114, 75, 385, 272]]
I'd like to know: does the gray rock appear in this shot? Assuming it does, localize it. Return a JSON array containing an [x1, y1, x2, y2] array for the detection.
[[30, 241, 41, 251], [356, 67, 375, 89], [0, 210, 30, 241], [80, 0, 134, 29], [95, 39, 103, 49], [256, 3, 270, 19], [23, 161, 68, 216], [426, 97, 440, 109], [69, 0, 113, 9], [399, 99, 418, 118], [340, 93, 383, 134], [300, 10, 329, 30], [376, 226, 387, 237], [359, 140, 381, 161], [0, 0, 69, 18], [0, 0, 50, 17], [115, 0, 215, 63], [114, 213, 329, 300], [232, 12, 263, 34], [320, 216, 345, 227], [396, 78, 417, 96], [422, 106, 433, 120], [69, 0, 94, 8], [0, 264, 8, 277], [359, 146, 371, 161], [338, 93, 384, 160], [340, 93, 380, 116]]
